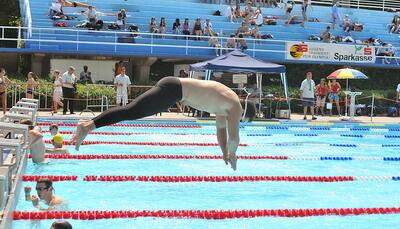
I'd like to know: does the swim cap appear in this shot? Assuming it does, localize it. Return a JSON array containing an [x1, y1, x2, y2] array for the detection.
[[52, 134, 64, 144]]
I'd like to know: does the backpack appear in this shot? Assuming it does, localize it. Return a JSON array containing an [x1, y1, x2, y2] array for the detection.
[[54, 22, 68, 27], [108, 23, 120, 30], [308, 35, 321, 41], [214, 10, 221, 16], [261, 34, 274, 39]]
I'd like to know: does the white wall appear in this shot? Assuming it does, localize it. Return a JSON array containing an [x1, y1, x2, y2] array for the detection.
[[50, 59, 117, 82]]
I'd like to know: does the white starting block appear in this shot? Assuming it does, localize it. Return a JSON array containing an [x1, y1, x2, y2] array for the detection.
[[0, 138, 22, 166], [9, 106, 37, 123], [3, 113, 35, 125], [15, 101, 38, 110], [20, 98, 38, 104], [341, 91, 363, 121], [0, 122, 29, 144]]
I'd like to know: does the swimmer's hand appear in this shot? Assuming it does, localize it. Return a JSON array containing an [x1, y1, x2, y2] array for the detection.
[[71, 120, 95, 151], [31, 195, 40, 207], [223, 153, 229, 165], [228, 154, 237, 171]]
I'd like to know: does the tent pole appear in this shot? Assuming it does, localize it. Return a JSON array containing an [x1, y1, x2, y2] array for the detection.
[[189, 71, 194, 78], [256, 73, 262, 115]]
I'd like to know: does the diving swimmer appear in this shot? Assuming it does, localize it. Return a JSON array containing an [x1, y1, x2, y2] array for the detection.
[[71, 77, 256, 170]]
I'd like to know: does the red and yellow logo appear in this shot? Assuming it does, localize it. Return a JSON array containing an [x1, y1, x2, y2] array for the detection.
[[289, 44, 308, 59]]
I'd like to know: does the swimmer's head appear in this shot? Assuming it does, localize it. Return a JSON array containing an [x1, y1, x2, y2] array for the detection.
[[52, 134, 64, 144], [36, 178, 54, 199], [240, 100, 256, 123], [20, 119, 34, 130], [49, 124, 59, 135]]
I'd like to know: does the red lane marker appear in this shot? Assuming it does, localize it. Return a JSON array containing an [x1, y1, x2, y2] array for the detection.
[[83, 175, 354, 182], [34, 155, 289, 160], [22, 176, 78, 181], [14, 207, 400, 220], [37, 123, 201, 128], [41, 131, 215, 136], [43, 141, 248, 147]]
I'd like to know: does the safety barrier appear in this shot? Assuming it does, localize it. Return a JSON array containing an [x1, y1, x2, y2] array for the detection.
[[28, 154, 400, 162], [12, 207, 400, 220]]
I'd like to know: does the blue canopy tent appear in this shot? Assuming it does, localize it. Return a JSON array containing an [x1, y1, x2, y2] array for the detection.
[[189, 50, 289, 115]]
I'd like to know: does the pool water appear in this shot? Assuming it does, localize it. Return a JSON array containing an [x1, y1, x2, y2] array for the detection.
[[13, 120, 400, 228]]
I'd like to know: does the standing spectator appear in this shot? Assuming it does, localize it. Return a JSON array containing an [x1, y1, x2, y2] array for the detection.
[[61, 66, 76, 115], [284, 1, 295, 24], [114, 61, 124, 76], [321, 26, 331, 43], [182, 18, 190, 36], [299, 72, 316, 120], [331, 1, 340, 29], [237, 34, 248, 50], [172, 18, 181, 36], [209, 34, 222, 56], [114, 66, 131, 106], [51, 220, 73, 229], [301, 0, 312, 27], [229, 4, 237, 23], [193, 18, 203, 40], [26, 72, 36, 99], [24, 178, 65, 211], [248, 83, 263, 111], [79, 65, 93, 84], [328, 79, 341, 116], [389, 15, 400, 33], [84, 5, 97, 22], [159, 17, 166, 37], [117, 9, 127, 30], [52, 70, 63, 113], [315, 78, 328, 115], [0, 68, 11, 114], [252, 6, 263, 27]]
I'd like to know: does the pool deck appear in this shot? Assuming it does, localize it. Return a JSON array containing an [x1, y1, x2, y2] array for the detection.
[[8, 111, 399, 124]]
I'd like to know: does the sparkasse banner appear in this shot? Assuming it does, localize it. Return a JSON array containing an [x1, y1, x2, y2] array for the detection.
[[286, 41, 376, 63]]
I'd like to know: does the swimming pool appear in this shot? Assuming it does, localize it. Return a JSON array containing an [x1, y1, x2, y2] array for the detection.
[[12, 119, 400, 228]]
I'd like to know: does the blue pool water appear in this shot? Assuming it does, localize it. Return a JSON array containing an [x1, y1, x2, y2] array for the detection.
[[13, 120, 400, 228]]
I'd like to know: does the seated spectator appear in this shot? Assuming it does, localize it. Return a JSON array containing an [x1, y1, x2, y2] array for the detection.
[[341, 15, 354, 33], [237, 34, 248, 50], [250, 25, 262, 40], [193, 18, 203, 40], [48, 2, 65, 18], [117, 9, 127, 30], [389, 15, 400, 33], [343, 34, 355, 43], [236, 22, 250, 36], [57, 0, 94, 8], [24, 178, 65, 211], [51, 220, 73, 229], [79, 65, 93, 84], [173, 18, 181, 35], [159, 17, 166, 38], [225, 34, 236, 53], [209, 34, 222, 56], [228, 5, 237, 23], [203, 18, 216, 36], [149, 17, 160, 33], [376, 43, 396, 64], [128, 24, 139, 38], [252, 6, 264, 27], [321, 26, 332, 43], [182, 18, 190, 36]]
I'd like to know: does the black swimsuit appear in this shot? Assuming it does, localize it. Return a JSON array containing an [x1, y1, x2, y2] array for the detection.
[[93, 77, 183, 128]]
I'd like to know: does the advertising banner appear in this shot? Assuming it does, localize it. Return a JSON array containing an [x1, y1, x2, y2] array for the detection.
[[286, 41, 375, 63]]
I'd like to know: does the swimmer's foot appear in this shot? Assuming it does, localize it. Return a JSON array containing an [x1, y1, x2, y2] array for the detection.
[[223, 153, 229, 165], [228, 154, 237, 171], [71, 120, 95, 151]]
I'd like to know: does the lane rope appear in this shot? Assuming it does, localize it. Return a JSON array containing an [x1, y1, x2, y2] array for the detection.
[[13, 207, 400, 220], [37, 122, 201, 128], [22, 175, 400, 182], [43, 140, 247, 147]]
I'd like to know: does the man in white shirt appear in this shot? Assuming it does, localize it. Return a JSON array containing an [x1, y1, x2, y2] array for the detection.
[[300, 72, 316, 120], [114, 66, 131, 106], [61, 66, 77, 115]]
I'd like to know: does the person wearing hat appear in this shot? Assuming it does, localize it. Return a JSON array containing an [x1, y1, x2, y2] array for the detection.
[[300, 72, 317, 120]]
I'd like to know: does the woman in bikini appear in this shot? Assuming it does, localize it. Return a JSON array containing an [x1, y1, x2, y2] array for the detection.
[[0, 68, 11, 114], [26, 72, 36, 99]]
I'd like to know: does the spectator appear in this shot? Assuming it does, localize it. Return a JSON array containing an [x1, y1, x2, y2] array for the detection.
[[83, 5, 97, 22], [301, 0, 312, 27], [173, 18, 181, 36], [209, 34, 222, 56], [178, 69, 188, 78], [24, 178, 65, 211], [203, 18, 215, 36], [48, 1, 65, 18], [128, 24, 139, 38], [114, 61, 124, 76], [331, 2, 340, 29], [250, 24, 262, 40], [299, 72, 316, 120], [328, 79, 341, 116], [321, 26, 331, 43], [149, 18, 159, 33], [244, 2, 254, 17], [52, 70, 63, 113], [315, 78, 328, 115], [61, 66, 77, 115], [182, 18, 191, 36], [117, 9, 127, 30], [51, 220, 73, 229], [0, 68, 11, 114], [341, 14, 354, 33], [248, 83, 263, 110], [376, 43, 396, 64], [79, 65, 92, 84], [193, 18, 203, 40], [389, 15, 400, 33], [284, 1, 295, 24], [236, 22, 250, 36], [237, 34, 248, 50], [26, 72, 36, 99], [225, 34, 236, 53], [159, 17, 166, 37], [267, 0, 278, 8], [114, 66, 131, 106], [229, 4, 237, 23], [251, 6, 263, 27], [57, 0, 94, 8], [343, 34, 355, 43]]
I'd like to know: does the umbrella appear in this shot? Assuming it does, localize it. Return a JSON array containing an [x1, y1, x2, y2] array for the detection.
[[326, 68, 368, 118]]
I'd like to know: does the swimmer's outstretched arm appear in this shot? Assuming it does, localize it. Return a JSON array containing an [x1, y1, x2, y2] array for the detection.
[[71, 119, 96, 151], [216, 116, 229, 164], [216, 113, 240, 170]]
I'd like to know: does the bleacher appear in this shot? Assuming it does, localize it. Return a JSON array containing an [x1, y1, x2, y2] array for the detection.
[[21, 0, 400, 66]]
